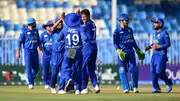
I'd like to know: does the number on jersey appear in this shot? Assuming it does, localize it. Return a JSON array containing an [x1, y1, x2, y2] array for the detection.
[[66, 34, 79, 46]]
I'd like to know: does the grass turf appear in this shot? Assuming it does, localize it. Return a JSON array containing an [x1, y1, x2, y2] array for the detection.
[[0, 85, 179, 101]]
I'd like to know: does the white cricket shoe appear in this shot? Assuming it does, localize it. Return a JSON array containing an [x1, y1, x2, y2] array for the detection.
[[28, 85, 34, 89], [75, 90, 80, 95], [94, 85, 100, 94], [51, 88, 56, 94], [133, 88, 139, 93], [81, 88, 89, 94], [45, 85, 49, 89], [64, 79, 73, 92], [123, 89, 129, 93], [58, 90, 67, 94]]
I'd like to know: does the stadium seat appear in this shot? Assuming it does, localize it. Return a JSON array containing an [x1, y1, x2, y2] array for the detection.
[[0, 21, 5, 35], [92, 6, 102, 19], [0, 0, 8, 7], [156, 12, 165, 19], [53, 1, 63, 16], [62, 1, 73, 14], [138, 11, 147, 20], [26, 2, 37, 19], [95, 20, 107, 29], [9, 3, 19, 24], [14, 24, 22, 38], [140, 19, 153, 34], [97, 27, 110, 39], [16, 0, 25, 8], [44, 1, 55, 21], [2, 7, 10, 20], [118, 4, 128, 14], [69, 0, 80, 6], [36, 0, 44, 8]]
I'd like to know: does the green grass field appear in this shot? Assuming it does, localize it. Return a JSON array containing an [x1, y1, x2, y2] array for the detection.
[[0, 85, 179, 101]]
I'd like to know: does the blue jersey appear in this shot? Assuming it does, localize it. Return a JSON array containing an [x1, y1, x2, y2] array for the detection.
[[52, 29, 65, 53], [113, 26, 139, 53], [81, 20, 96, 43], [40, 31, 53, 56], [18, 28, 41, 50], [152, 29, 170, 55], [58, 26, 82, 49]]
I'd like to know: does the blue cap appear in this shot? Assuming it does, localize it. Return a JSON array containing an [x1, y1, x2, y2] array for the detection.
[[43, 21, 54, 29], [65, 13, 81, 27], [119, 13, 130, 21], [27, 18, 36, 25], [151, 17, 164, 25], [55, 17, 60, 23]]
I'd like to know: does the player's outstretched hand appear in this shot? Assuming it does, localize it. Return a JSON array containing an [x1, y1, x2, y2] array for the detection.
[[145, 46, 151, 51], [136, 48, 145, 60], [61, 12, 65, 21], [151, 44, 161, 50], [76, 8, 81, 14]]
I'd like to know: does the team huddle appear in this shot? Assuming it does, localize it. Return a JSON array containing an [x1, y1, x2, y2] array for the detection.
[[16, 8, 173, 94], [16, 9, 100, 95]]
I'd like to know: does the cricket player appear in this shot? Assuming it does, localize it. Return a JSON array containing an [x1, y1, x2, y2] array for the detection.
[[58, 13, 83, 95], [16, 18, 43, 89], [79, 9, 100, 94], [113, 13, 145, 93], [49, 16, 65, 94], [40, 21, 54, 89], [146, 17, 173, 93]]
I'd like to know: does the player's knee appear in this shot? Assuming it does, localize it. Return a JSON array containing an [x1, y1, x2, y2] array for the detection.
[[119, 67, 126, 74], [130, 66, 139, 73], [51, 72, 58, 76], [156, 71, 165, 76]]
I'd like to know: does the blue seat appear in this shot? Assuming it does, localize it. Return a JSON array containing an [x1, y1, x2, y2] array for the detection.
[[138, 11, 147, 20], [118, 4, 128, 13], [136, 4, 145, 11], [35, 0, 44, 8], [140, 19, 153, 34], [44, 1, 54, 8], [16, 0, 25, 8], [156, 12, 165, 19], [54, 1, 61, 8], [92, 6, 102, 19], [3, 20, 13, 32], [26, 1, 36, 12], [14, 24, 22, 31], [62, 1, 71, 8]]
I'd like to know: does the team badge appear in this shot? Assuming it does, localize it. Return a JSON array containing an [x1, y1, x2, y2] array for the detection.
[[27, 32, 31, 34], [44, 35, 48, 37], [120, 31, 123, 33]]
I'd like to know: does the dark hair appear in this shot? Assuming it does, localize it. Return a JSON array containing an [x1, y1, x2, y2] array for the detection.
[[81, 9, 90, 17]]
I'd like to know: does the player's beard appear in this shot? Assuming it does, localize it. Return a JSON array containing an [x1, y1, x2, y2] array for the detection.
[[121, 23, 128, 28], [154, 26, 161, 30], [32, 24, 36, 30]]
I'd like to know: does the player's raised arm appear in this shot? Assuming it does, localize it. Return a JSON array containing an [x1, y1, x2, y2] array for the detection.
[[52, 12, 65, 31]]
